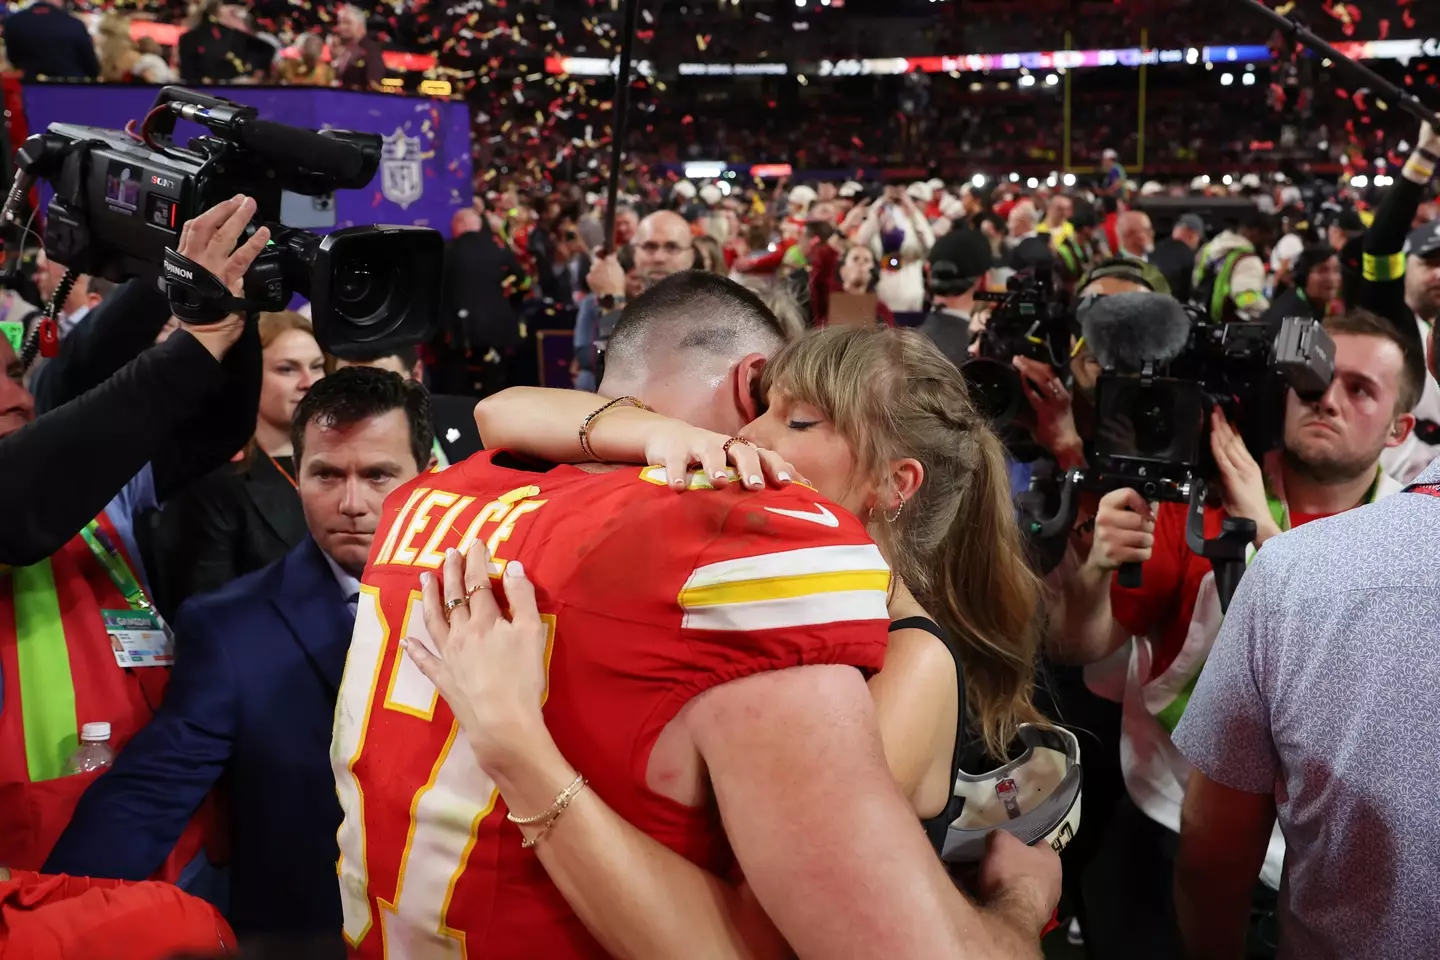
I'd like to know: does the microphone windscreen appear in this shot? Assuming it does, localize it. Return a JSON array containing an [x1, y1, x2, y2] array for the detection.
[[1079, 291, 1193, 372]]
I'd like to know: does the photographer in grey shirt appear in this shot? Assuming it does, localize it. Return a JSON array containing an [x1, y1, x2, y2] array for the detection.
[[1173, 456, 1440, 959]]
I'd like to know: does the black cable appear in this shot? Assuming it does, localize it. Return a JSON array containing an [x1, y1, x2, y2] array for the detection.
[[601, 0, 642, 253]]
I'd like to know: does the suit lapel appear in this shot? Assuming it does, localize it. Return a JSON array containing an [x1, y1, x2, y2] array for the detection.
[[271, 537, 355, 694], [244, 452, 306, 547]]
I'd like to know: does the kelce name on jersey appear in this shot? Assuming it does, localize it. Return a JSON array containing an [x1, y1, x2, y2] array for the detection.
[[371, 483, 548, 573]]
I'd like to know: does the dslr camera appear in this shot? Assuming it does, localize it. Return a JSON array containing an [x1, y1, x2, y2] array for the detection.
[[964, 262, 1071, 425], [2, 86, 442, 356]]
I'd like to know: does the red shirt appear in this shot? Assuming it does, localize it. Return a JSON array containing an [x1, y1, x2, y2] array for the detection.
[[337, 454, 891, 959], [1110, 502, 1221, 679]]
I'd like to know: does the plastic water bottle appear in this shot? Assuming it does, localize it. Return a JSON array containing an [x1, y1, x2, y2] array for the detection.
[[66, 722, 115, 774]]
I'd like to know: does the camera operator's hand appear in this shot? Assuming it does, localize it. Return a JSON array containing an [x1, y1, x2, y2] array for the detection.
[[588, 252, 626, 300], [1088, 488, 1155, 573], [1014, 356, 1084, 470], [175, 195, 271, 361], [1209, 408, 1281, 547]]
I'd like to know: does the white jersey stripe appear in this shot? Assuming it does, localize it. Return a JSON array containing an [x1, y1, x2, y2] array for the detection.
[[680, 589, 890, 633], [681, 543, 888, 590]]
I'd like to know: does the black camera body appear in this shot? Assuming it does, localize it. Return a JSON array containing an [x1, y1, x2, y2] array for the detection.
[[6, 87, 443, 356], [964, 263, 1071, 424], [1090, 313, 1335, 497]]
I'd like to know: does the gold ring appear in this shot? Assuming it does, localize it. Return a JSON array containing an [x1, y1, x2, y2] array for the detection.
[[444, 598, 465, 620], [722, 436, 754, 456], [466, 581, 490, 597]]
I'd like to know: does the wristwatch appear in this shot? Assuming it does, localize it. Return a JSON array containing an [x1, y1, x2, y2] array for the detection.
[[597, 294, 627, 311]]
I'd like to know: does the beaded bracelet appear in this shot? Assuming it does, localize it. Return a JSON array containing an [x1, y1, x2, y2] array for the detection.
[[578, 396, 649, 461]]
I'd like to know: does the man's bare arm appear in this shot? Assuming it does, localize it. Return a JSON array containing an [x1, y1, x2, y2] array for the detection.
[[1176, 770, 1276, 960], [688, 664, 1059, 959]]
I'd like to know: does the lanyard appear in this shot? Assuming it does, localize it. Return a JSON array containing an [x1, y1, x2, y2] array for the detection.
[[431, 436, 449, 471], [78, 520, 152, 612], [1407, 481, 1440, 499], [265, 450, 298, 490]]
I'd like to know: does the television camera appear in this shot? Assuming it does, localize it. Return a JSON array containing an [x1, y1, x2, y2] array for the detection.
[[963, 262, 1072, 426], [1027, 291, 1335, 610], [2, 86, 443, 360]]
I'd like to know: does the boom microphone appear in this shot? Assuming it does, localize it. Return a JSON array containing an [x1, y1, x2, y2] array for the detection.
[[1078, 291, 1193, 373]]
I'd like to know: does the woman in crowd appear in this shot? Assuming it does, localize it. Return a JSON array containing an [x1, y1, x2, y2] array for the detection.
[[97, 15, 175, 83], [692, 234, 726, 274], [405, 325, 1046, 957], [152, 311, 325, 613], [275, 33, 334, 86]]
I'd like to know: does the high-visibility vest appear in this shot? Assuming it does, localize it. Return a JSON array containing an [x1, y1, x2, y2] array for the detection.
[[0, 514, 212, 875], [1193, 240, 1262, 322]]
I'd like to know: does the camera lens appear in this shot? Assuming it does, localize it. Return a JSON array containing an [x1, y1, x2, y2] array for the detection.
[[332, 255, 392, 326]]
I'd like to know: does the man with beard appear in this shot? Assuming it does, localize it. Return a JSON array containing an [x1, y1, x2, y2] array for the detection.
[[1046, 308, 1422, 958]]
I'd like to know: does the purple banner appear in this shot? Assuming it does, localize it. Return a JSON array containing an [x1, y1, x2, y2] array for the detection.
[[20, 84, 474, 232]]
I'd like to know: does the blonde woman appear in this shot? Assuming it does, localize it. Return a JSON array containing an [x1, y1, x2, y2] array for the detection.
[[153, 311, 326, 608], [404, 326, 1048, 958]]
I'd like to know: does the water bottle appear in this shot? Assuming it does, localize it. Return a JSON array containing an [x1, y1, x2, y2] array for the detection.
[[66, 722, 115, 774]]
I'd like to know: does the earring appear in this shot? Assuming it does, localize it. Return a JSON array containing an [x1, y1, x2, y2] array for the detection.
[[883, 498, 906, 523]]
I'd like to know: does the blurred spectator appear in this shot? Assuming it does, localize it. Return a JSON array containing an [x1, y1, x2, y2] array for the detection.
[[1, 0, 98, 81], [97, 16, 176, 84], [693, 234, 725, 274], [1264, 243, 1341, 326], [178, 1, 274, 83], [150, 311, 323, 615], [331, 3, 385, 91], [1152, 212, 1205, 302], [433, 207, 527, 398], [275, 33, 334, 86]]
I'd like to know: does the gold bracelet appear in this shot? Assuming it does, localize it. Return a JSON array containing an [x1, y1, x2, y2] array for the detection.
[[578, 396, 648, 461], [509, 774, 589, 849]]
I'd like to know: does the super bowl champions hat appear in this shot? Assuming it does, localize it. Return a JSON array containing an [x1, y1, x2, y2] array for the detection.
[[941, 724, 1083, 864]]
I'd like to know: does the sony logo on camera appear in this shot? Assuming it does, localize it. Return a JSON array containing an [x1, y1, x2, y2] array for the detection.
[[163, 260, 194, 281]]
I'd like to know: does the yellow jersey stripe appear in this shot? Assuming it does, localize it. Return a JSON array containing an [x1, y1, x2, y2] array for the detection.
[[679, 569, 890, 608], [682, 590, 890, 632], [1363, 252, 1406, 283]]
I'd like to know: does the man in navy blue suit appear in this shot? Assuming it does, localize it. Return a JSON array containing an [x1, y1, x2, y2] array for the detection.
[[44, 367, 434, 948], [2, 0, 99, 80]]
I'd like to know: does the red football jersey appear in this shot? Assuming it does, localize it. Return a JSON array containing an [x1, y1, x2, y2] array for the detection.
[[334, 452, 892, 959]]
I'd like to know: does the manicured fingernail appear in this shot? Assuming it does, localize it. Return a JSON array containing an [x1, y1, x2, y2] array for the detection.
[[399, 638, 410, 649], [420, 572, 432, 587], [446, 547, 458, 559], [778, 471, 792, 482], [506, 561, 525, 578], [748, 475, 762, 486], [712, 471, 727, 479]]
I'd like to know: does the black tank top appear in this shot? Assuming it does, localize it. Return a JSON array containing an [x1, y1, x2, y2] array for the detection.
[[889, 616, 967, 854]]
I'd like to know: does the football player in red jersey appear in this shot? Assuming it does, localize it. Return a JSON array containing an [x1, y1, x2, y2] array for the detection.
[[334, 274, 1060, 958]]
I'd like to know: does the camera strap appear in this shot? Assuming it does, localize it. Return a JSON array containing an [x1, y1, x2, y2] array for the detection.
[[160, 248, 261, 324]]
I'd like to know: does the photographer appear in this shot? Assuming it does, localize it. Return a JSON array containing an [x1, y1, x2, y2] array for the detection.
[[0, 197, 266, 567], [0, 197, 269, 876], [1046, 308, 1423, 958]]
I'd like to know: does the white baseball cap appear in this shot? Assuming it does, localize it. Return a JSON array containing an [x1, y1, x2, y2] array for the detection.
[[941, 724, 1083, 864]]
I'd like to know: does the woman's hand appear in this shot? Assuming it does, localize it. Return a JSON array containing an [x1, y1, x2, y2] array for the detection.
[[402, 544, 552, 777], [641, 420, 804, 491]]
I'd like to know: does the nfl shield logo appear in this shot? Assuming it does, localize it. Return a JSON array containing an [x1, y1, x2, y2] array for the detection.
[[381, 128, 423, 210]]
